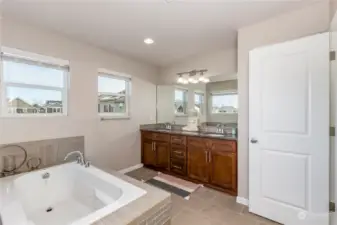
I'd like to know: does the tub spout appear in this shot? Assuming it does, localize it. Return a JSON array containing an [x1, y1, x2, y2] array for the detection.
[[64, 151, 86, 166]]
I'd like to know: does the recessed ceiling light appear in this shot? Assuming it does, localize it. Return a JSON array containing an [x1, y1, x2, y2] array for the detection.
[[144, 38, 154, 45]]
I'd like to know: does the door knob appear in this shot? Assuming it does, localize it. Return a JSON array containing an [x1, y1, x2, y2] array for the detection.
[[250, 138, 258, 144]]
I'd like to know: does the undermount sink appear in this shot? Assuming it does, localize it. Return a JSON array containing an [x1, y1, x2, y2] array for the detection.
[[155, 129, 171, 132], [205, 133, 225, 137]]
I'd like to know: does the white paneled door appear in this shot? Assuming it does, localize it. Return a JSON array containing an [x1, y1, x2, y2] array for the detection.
[[249, 33, 330, 225]]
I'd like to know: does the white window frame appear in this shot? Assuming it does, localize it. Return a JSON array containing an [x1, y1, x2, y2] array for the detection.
[[194, 91, 205, 115], [0, 47, 69, 118], [98, 69, 131, 120], [174, 86, 188, 117], [210, 90, 238, 115]]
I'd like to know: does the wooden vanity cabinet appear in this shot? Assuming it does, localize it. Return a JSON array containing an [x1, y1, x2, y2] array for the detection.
[[208, 139, 237, 191], [142, 138, 156, 167], [187, 137, 210, 182], [170, 135, 187, 175], [141, 130, 237, 195], [141, 132, 170, 170]]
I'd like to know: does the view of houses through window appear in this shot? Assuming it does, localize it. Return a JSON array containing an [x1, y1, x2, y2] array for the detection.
[[194, 92, 204, 114], [98, 73, 130, 117], [2, 53, 68, 116], [174, 88, 188, 115], [211, 92, 238, 114]]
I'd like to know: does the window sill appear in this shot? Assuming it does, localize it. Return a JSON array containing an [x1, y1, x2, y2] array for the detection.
[[175, 114, 188, 117], [211, 112, 238, 115], [0, 113, 67, 118], [100, 115, 130, 121]]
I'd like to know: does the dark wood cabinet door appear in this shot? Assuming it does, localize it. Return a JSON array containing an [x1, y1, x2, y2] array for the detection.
[[143, 139, 156, 166], [209, 151, 237, 191], [155, 141, 170, 170], [187, 144, 209, 182]]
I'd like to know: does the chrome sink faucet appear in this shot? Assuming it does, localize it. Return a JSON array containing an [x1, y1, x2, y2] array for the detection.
[[64, 151, 90, 167], [216, 124, 225, 134], [164, 122, 172, 130]]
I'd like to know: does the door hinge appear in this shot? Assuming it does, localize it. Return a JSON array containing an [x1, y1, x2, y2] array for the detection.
[[330, 51, 336, 61], [330, 126, 335, 137], [330, 202, 335, 212]]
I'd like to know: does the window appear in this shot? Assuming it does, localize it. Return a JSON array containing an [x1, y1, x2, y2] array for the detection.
[[174, 88, 188, 115], [194, 92, 204, 114], [1, 47, 69, 116], [211, 91, 238, 114], [98, 70, 131, 118]]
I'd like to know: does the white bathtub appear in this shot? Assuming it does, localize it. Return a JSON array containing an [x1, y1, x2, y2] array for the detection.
[[0, 163, 146, 225]]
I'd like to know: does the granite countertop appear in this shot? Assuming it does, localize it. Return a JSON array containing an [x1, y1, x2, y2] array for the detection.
[[140, 127, 237, 141]]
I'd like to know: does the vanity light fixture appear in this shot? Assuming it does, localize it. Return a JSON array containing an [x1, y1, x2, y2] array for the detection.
[[177, 75, 184, 83], [176, 69, 209, 84]]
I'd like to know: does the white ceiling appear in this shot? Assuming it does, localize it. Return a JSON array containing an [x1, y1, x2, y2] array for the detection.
[[1, 0, 319, 67]]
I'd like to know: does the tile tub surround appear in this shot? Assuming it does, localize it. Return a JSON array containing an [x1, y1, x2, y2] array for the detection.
[[92, 168, 171, 225], [0, 136, 84, 174]]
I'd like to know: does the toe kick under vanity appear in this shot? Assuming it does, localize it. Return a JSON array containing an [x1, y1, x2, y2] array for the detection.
[[140, 128, 237, 196]]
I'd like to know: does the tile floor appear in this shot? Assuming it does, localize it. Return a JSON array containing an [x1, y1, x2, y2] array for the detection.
[[126, 167, 280, 225]]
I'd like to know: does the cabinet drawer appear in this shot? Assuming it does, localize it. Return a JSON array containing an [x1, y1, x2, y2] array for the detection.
[[152, 132, 170, 142], [211, 139, 237, 153], [142, 131, 170, 142], [171, 135, 186, 146], [188, 137, 209, 148], [170, 159, 186, 175], [171, 147, 186, 159]]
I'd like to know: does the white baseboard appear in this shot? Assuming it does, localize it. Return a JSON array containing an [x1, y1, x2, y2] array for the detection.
[[118, 163, 143, 174], [236, 197, 249, 206]]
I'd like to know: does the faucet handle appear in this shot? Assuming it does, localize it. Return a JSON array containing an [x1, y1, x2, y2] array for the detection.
[[76, 156, 83, 165], [84, 160, 90, 168]]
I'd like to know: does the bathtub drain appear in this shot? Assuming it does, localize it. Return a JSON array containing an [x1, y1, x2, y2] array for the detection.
[[46, 207, 53, 212]]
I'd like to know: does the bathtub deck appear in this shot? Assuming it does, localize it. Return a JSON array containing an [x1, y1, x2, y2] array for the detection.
[[92, 168, 171, 225]]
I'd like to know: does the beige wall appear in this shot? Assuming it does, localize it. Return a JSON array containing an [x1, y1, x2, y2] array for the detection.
[[159, 48, 237, 84], [237, 2, 330, 199], [0, 18, 159, 170], [206, 80, 238, 123]]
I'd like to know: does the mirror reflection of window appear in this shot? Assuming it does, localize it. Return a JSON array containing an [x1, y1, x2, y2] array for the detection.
[[174, 88, 188, 115], [194, 92, 204, 114], [211, 92, 238, 114]]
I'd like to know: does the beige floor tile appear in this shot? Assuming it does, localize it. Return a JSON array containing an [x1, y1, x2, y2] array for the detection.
[[201, 203, 237, 223], [182, 194, 215, 211], [211, 193, 245, 214], [193, 186, 221, 200], [172, 209, 223, 225], [126, 168, 279, 225], [240, 207, 282, 225], [171, 194, 188, 218]]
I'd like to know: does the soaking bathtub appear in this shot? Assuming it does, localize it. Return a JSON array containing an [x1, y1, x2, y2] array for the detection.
[[0, 163, 146, 225]]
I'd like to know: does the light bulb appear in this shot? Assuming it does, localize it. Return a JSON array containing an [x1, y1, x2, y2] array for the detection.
[[177, 76, 183, 83], [191, 79, 199, 84], [203, 77, 210, 83], [199, 76, 205, 81], [188, 77, 194, 82], [182, 79, 189, 84]]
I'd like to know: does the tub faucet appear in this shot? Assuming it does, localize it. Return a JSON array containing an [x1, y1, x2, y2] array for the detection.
[[64, 151, 90, 167]]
